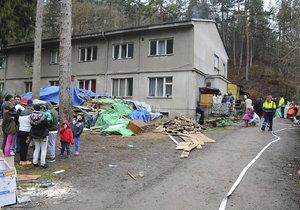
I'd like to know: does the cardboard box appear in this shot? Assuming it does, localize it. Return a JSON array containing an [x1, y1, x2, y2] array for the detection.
[[127, 120, 147, 134], [0, 158, 17, 207]]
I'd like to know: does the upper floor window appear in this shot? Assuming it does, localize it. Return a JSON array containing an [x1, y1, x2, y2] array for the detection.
[[148, 77, 172, 97], [49, 80, 59, 86], [79, 47, 97, 62], [50, 50, 59, 65], [78, 79, 96, 92], [24, 82, 32, 93], [0, 56, 6, 69], [149, 39, 173, 56], [112, 78, 133, 97], [25, 53, 34, 66], [214, 54, 219, 70], [113, 43, 134, 59], [222, 62, 226, 74]]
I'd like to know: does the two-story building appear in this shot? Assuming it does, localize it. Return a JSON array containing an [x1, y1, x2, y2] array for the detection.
[[0, 19, 229, 117]]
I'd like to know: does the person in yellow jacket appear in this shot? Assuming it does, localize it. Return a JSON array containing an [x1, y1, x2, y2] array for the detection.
[[279, 96, 285, 118], [261, 95, 276, 131]]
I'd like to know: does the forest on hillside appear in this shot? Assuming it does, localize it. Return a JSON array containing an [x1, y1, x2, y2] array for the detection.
[[0, 0, 299, 99]]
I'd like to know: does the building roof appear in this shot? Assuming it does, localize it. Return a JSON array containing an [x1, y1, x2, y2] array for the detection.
[[2, 19, 216, 50]]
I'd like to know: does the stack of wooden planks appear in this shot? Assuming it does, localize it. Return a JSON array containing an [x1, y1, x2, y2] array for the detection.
[[168, 133, 216, 159], [161, 116, 203, 134]]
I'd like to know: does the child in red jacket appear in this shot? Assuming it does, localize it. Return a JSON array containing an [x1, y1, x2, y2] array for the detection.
[[60, 120, 74, 158]]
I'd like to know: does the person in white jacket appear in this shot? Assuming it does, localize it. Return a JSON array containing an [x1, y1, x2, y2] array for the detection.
[[18, 108, 32, 165]]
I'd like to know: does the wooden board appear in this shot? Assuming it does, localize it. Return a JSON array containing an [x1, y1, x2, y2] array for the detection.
[[180, 151, 189, 158]]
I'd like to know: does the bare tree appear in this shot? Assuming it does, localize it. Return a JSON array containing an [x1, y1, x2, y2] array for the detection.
[[59, 0, 72, 122], [32, 0, 45, 99]]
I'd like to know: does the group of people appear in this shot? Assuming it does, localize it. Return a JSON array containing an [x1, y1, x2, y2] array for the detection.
[[242, 95, 299, 131], [1, 94, 84, 168]]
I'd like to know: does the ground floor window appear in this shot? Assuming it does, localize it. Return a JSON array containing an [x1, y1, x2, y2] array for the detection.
[[78, 79, 96, 92], [25, 82, 32, 93], [148, 77, 172, 97], [49, 80, 59, 86], [112, 78, 133, 97]]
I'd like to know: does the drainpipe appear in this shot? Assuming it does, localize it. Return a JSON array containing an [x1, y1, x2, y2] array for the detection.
[[3, 51, 7, 94], [101, 32, 109, 94]]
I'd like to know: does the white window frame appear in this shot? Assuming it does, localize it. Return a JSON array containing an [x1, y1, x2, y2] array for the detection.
[[50, 50, 59, 65], [148, 38, 174, 56], [148, 77, 173, 98], [24, 82, 32, 93], [78, 47, 97, 62], [49, 80, 59, 86], [112, 43, 134, 59], [112, 78, 133, 97], [77, 79, 96, 91], [214, 54, 219, 70], [25, 53, 34, 66], [0, 56, 6, 69]]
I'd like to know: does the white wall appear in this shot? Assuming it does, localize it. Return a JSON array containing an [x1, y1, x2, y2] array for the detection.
[[193, 21, 228, 77]]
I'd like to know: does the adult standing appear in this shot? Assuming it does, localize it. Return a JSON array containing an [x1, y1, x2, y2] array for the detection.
[[11, 95, 24, 154], [279, 96, 285, 118], [18, 108, 32, 165], [245, 96, 253, 110], [217, 93, 222, 104], [46, 102, 59, 163], [1, 94, 13, 153], [30, 104, 50, 168], [2, 97, 17, 157], [212, 94, 218, 105], [261, 95, 276, 131], [254, 97, 264, 119]]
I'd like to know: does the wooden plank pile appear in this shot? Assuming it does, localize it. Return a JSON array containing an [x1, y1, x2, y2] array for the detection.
[[154, 116, 216, 159], [172, 133, 215, 158], [158, 116, 203, 134]]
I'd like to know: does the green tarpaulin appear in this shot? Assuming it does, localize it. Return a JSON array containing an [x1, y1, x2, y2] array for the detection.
[[94, 99, 134, 136]]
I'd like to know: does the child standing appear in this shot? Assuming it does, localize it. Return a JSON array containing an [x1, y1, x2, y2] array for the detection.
[[60, 120, 74, 158], [243, 108, 254, 127], [72, 115, 84, 156]]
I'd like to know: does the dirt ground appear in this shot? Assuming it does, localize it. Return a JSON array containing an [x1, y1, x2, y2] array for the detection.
[[2, 119, 300, 210]]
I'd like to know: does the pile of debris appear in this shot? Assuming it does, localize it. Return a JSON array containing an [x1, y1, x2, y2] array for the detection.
[[155, 116, 203, 134], [155, 116, 215, 159]]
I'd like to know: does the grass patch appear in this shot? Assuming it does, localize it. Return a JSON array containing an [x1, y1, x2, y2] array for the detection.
[[15, 160, 71, 181]]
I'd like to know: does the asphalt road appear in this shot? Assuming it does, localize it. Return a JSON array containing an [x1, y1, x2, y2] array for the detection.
[[8, 119, 300, 210], [119, 119, 300, 210]]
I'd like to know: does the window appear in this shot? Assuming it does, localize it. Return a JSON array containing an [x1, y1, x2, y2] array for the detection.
[[149, 39, 173, 56], [50, 50, 59, 64], [112, 78, 133, 97], [78, 79, 96, 92], [25, 82, 32, 93], [49, 80, 59, 86], [0, 83, 4, 92], [78, 47, 97, 62], [148, 77, 172, 97], [112, 43, 134, 59], [214, 54, 219, 70], [222, 62, 226, 75], [25, 53, 34, 66], [0, 56, 6, 69]]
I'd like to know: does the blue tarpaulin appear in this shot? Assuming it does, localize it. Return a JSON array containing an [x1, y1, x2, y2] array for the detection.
[[21, 86, 98, 105], [129, 109, 150, 123]]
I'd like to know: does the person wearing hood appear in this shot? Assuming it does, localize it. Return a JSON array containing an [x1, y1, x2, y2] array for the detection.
[[30, 104, 50, 168], [46, 102, 59, 163], [60, 119, 74, 158], [18, 108, 32, 165], [2, 96, 17, 157]]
